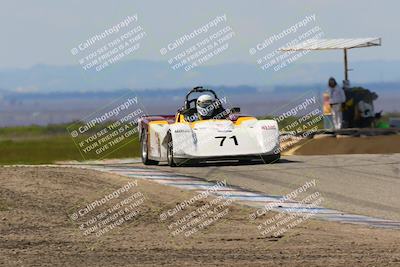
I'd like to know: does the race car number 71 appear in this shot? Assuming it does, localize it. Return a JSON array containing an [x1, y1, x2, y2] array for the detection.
[[215, 135, 238, 146]]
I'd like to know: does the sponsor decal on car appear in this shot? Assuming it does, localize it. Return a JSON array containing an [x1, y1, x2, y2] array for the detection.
[[261, 125, 277, 130]]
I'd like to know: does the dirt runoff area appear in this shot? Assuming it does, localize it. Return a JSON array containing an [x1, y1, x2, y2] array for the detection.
[[1, 166, 400, 266]]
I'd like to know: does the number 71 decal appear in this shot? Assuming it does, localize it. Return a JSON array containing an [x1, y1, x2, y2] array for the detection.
[[215, 135, 238, 146]]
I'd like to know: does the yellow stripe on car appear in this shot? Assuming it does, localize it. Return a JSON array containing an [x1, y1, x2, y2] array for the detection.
[[235, 117, 257, 125]]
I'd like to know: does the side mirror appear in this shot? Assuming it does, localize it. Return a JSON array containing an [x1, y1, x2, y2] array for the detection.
[[231, 107, 240, 113]]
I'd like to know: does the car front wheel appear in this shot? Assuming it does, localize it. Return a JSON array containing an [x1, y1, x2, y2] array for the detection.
[[166, 134, 177, 167]]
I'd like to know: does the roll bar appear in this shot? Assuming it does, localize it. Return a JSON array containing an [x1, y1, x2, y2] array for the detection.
[[184, 86, 218, 109]]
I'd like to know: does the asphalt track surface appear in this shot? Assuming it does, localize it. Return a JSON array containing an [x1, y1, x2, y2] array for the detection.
[[149, 154, 400, 222]]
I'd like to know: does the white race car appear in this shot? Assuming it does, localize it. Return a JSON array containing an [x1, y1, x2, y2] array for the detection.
[[138, 87, 280, 166]]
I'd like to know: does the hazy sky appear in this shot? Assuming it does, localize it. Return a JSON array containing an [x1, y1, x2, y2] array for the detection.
[[1, 0, 399, 69]]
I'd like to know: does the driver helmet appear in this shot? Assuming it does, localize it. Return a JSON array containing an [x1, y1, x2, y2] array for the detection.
[[196, 94, 215, 117]]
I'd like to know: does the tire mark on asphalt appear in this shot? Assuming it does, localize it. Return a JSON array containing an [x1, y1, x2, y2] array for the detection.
[[193, 167, 400, 217], [194, 161, 400, 181], [271, 168, 399, 215]]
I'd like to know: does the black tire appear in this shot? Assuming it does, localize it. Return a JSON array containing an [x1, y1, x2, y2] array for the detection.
[[261, 153, 280, 164], [140, 129, 158, 165], [238, 159, 252, 164], [166, 133, 177, 167]]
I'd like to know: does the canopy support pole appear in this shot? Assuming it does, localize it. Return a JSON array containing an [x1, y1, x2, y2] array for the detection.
[[344, 48, 349, 81]]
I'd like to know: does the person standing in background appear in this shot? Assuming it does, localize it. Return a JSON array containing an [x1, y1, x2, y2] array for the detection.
[[322, 91, 333, 129], [328, 77, 346, 129]]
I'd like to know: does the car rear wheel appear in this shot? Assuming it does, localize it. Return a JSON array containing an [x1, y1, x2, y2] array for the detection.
[[141, 129, 158, 165]]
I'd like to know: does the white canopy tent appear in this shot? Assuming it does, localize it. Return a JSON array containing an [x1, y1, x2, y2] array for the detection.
[[279, 38, 382, 82]]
